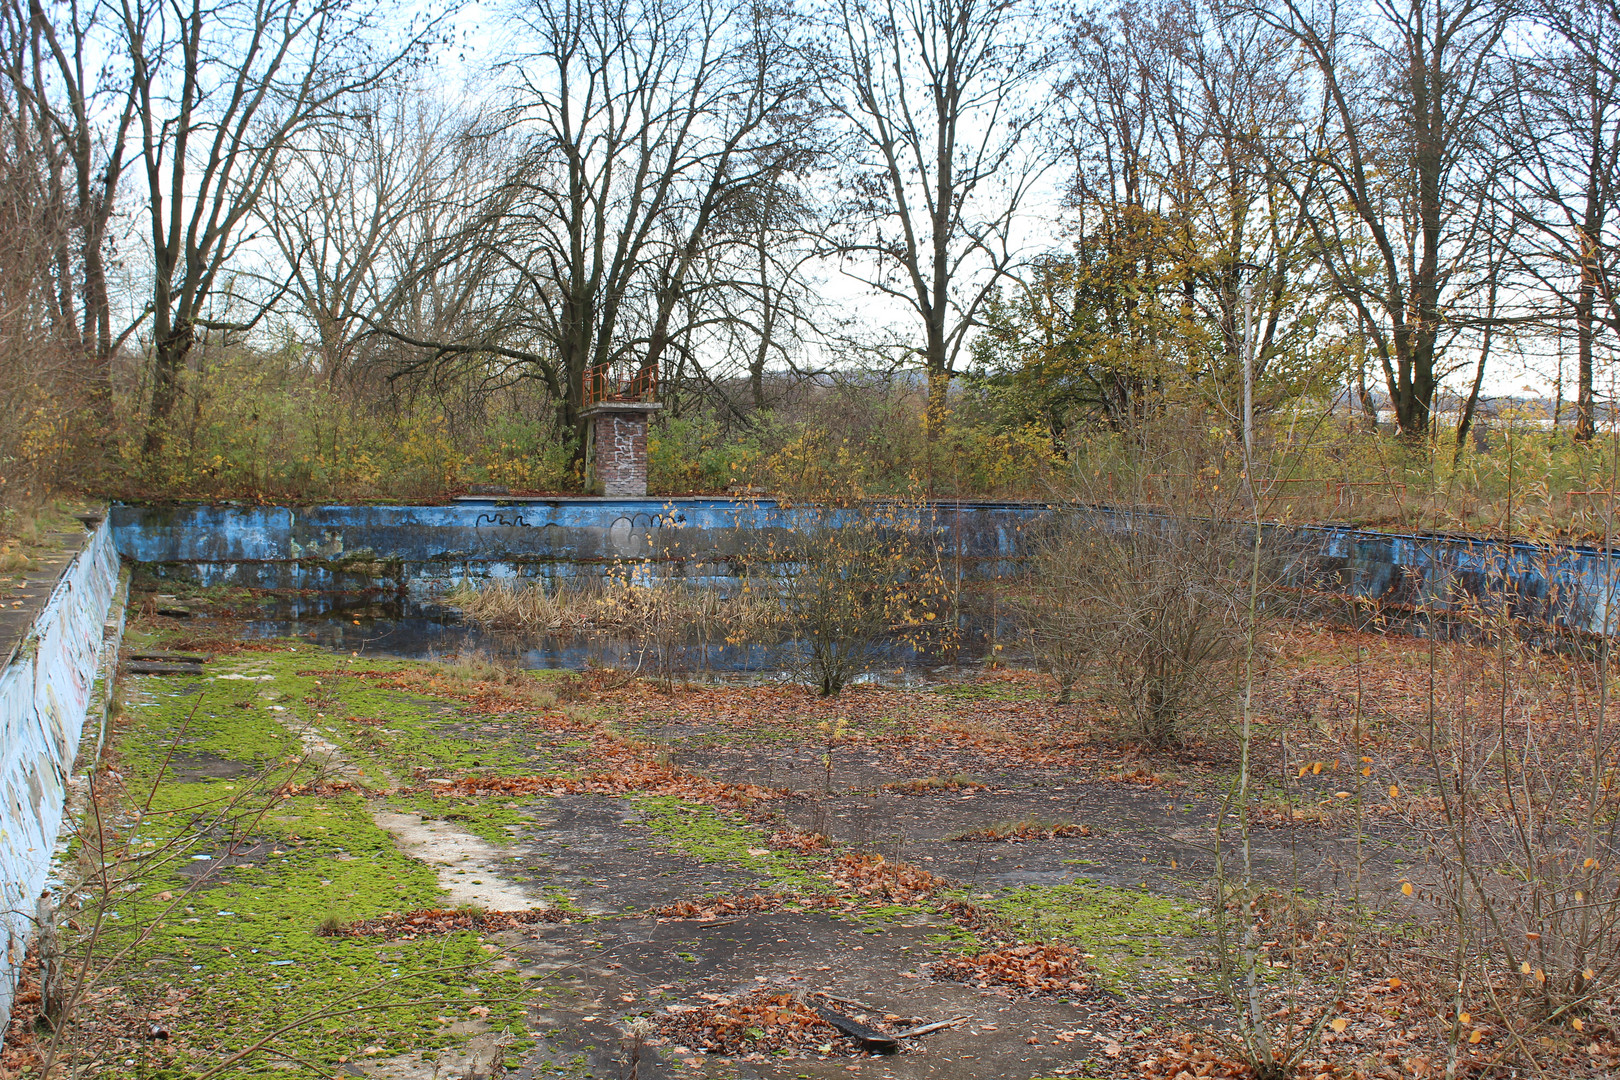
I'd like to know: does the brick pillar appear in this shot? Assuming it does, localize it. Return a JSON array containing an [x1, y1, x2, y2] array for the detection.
[[581, 402, 661, 496]]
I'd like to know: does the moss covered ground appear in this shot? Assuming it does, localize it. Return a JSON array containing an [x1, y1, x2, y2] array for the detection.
[[81, 641, 541, 1078], [14, 593, 1450, 1080], [958, 881, 1199, 984]]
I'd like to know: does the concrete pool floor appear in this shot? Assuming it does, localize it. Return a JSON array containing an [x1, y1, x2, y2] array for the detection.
[[6, 592, 1456, 1080]]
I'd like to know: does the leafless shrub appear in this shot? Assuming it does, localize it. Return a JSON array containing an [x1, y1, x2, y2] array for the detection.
[[747, 501, 956, 696], [1363, 424, 1620, 1075], [1386, 610, 1620, 1068], [1021, 506, 1261, 746]]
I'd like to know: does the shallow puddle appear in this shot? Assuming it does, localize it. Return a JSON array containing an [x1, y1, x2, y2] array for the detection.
[[227, 591, 1026, 682]]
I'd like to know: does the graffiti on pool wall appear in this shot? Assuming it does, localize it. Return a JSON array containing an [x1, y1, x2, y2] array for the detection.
[[474, 511, 535, 528]]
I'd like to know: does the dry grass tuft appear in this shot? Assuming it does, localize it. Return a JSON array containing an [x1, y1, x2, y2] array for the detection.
[[445, 577, 778, 641]]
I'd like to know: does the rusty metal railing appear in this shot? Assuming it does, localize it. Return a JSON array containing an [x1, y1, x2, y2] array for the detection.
[[583, 362, 657, 407]]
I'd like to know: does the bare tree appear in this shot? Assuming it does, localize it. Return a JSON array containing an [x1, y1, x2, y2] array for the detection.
[[0, 0, 137, 383], [636, 74, 828, 421], [1250, 0, 1513, 439], [263, 87, 490, 380], [375, 0, 816, 462], [811, 0, 1053, 427], [0, 19, 77, 493], [1503, 0, 1620, 442], [124, 0, 438, 449], [702, 152, 823, 415]]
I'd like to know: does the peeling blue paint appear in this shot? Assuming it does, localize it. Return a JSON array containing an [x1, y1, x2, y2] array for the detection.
[[1282, 521, 1620, 639], [110, 499, 1037, 592], [1, 519, 120, 1032], [109, 499, 1620, 640]]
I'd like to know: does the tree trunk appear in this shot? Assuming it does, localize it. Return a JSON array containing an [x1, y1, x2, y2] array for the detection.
[[750, 220, 773, 412], [1457, 249, 1501, 456], [750, 353, 766, 411], [144, 318, 194, 454], [1356, 353, 1379, 430], [922, 299, 951, 436], [925, 366, 949, 431], [1392, 30, 1446, 442], [1386, 327, 1438, 440], [1575, 210, 1600, 443], [1455, 324, 1493, 456], [1577, 275, 1596, 443], [559, 293, 593, 478]]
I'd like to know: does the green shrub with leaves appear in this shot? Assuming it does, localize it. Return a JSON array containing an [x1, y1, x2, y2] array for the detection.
[[648, 415, 758, 494]]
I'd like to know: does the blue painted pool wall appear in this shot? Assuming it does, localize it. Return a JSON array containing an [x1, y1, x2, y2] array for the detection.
[[110, 500, 1032, 590], [1281, 521, 1619, 638], [109, 500, 1620, 639]]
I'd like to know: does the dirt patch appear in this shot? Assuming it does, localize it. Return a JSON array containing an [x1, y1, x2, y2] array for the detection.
[[373, 811, 541, 910], [769, 786, 1408, 899], [339, 1030, 515, 1080], [174, 837, 281, 878], [675, 739, 1077, 794], [162, 750, 258, 782]]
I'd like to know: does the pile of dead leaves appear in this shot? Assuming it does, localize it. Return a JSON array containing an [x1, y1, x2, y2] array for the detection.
[[275, 779, 361, 797], [931, 944, 1090, 995], [951, 820, 1089, 842], [1103, 765, 1177, 786], [1136, 1033, 1251, 1079], [322, 907, 570, 938], [825, 852, 946, 902], [769, 828, 832, 853], [1, 965, 43, 1078], [654, 894, 790, 920], [657, 991, 835, 1055], [653, 893, 844, 921], [318, 667, 553, 715], [884, 776, 988, 794], [422, 760, 785, 810]]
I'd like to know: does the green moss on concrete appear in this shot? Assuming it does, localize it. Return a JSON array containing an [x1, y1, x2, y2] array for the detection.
[[959, 878, 1199, 984], [631, 797, 826, 893], [322, 688, 530, 780], [116, 671, 302, 780], [93, 790, 534, 1078], [83, 646, 544, 1079], [125, 643, 548, 788], [385, 790, 540, 845], [844, 902, 927, 923]]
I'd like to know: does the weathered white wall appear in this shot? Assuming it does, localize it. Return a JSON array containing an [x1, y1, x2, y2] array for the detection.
[[0, 520, 121, 1033]]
